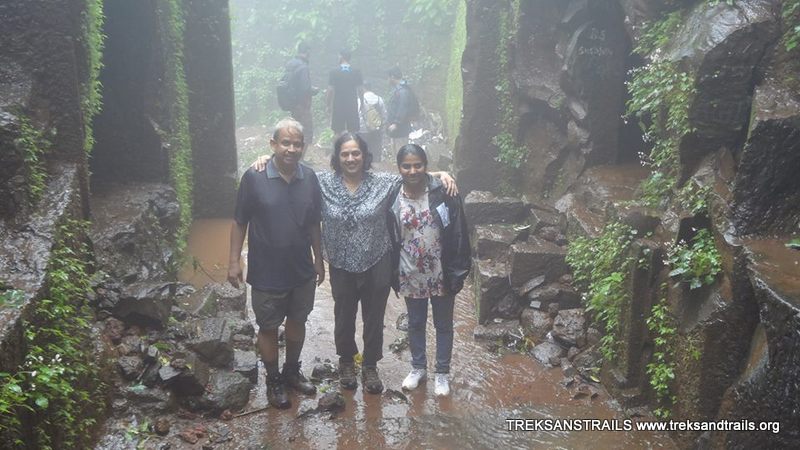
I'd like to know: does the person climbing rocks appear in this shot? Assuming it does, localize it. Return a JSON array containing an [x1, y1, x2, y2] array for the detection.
[[227, 118, 324, 409]]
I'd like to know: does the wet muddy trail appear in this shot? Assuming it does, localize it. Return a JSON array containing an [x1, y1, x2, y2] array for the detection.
[[178, 219, 675, 449]]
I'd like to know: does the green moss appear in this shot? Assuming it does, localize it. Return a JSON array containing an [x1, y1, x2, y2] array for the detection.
[[0, 220, 104, 448], [15, 114, 51, 205], [493, 1, 527, 170], [161, 0, 194, 258], [80, 0, 106, 154]]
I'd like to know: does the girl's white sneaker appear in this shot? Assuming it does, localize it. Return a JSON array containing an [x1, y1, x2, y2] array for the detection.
[[434, 373, 450, 397]]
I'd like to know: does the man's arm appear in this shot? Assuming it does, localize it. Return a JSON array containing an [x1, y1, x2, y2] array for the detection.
[[227, 221, 247, 288], [310, 223, 324, 285]]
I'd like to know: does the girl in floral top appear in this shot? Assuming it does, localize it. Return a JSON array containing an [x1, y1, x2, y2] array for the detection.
[[388, 144, 471, 397]]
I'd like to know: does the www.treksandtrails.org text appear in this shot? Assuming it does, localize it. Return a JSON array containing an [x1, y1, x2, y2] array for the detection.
[[505, 419, 780, 434]]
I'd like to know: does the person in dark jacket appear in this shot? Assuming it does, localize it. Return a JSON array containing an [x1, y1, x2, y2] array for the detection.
[[285, 42, 317, 145], [387, 144, 471, 397], [385, 67, 417, 151]]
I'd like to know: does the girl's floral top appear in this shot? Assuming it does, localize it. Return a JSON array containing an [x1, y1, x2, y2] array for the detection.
[[394, 188, 443, 298]]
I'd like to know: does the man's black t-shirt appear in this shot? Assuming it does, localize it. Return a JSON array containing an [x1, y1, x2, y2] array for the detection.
[[234, 162, 322, 292], [328, 65, 363, 131]]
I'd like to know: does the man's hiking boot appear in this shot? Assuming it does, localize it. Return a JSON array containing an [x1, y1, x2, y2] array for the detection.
[[282, 362, 316, 395], [362, 365, 384, 394], [266, 374, 291, 409], [339, 361, 358, 390]]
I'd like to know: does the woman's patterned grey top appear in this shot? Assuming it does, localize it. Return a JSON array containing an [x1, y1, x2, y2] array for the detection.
[[318, 171, 401, 273]]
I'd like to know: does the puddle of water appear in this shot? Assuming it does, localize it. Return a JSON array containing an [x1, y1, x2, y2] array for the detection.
[[179, 219, 675, 449], [179, 218, 236, 288]]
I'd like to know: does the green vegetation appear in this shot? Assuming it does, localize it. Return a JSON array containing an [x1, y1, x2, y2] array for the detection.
[[646, 294, 677, 419], [405, 0, 455, 27], [707, 0, 736, 7], [676, 181, 711, 216], [627, 10, 696, 209], [667, 229, 722, 290], [80, 0, 106, 154], [161, 0, 194, 257], [0, 289, 24, 308], [0, 220, 104, 448], [566, 222, 636, 360], [493, 1, 527, 170], [15, 114, 51, 205], [784, 0, 800, 51]]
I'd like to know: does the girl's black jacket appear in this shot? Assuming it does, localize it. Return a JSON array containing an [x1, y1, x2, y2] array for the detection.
[[387, 174, 472, 296]]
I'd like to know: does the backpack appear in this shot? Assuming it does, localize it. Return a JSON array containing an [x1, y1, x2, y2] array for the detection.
[[276, 63, 302, 111], [276, 76, 297, 111], [365, 101, 383, 131], [404, 85, 421, 121]]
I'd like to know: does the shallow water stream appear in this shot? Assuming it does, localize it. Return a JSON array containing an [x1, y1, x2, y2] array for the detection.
[[176, 219, 675, 449]]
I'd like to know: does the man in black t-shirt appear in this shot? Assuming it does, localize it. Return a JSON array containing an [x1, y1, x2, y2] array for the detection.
[[228, 118, 324, 410], [327, 49, 363, 134]]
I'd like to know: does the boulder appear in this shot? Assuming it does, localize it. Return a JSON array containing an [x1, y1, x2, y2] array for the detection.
[[473, 224, 527, 261], [185, 317, 238, 367], [552, 309, 586, 348], [185, 371, 251, 414], [90, 183, 179, 283], [463, 191, 528, 226], [473, 258, 511, 324], [233, 349, 258, 384], [516, 275, 546, 297], [159, 354, 210, 396], [520, 308, 553, 341], [311, 362, 338, 381], [526, 283, 582, 310], [531, 341, 566, 366], [509, 237, 569, 288], [473, 320, 521, 343], [121, 385, 176, 415], [117, 355, 144, 381], [113, 282, 178, 328], [317, 391, 346, 413], [530, 206, 565, 233]]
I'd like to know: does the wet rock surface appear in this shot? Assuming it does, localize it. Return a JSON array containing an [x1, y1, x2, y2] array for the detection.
[[90, 183, 179, 284], [113, 281, 180, 329], [472, 258, 511, 324], [732, 80, 800, 235], [463, 191, 529, 226], [552, 309, 587, 348], [670, 0, 779, 172], [509, 237, 569, 288]]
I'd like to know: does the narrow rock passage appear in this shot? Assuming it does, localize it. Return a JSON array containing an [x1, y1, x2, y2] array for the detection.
[[179, 219, 675, 449]]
